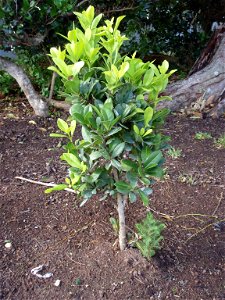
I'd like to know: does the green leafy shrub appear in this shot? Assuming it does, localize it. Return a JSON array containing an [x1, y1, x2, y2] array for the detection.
[[135, 212, 165, 258], [167, 146, 182, 159], [214, 134, 225, 149], [195, 132, 212, 140], [47, 6, 175, 252]]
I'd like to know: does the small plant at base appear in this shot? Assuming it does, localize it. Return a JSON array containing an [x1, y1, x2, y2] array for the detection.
[[46, 6, 175, 252], [178, 173, 197, 185], [135, 212, 166, 258], [214, 134, 225, 149], [195, 132, 212, 140], [167, 146, 182, 158]]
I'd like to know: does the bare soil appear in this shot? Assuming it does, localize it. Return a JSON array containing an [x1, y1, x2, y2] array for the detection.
[[0, 98, 224, 300]]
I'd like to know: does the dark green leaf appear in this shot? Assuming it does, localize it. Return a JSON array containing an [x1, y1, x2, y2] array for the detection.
[[111, 142, 125, 158], [126, 171, 138, 188], [121, 159, 137, 171], [111, 159, 121, 170], [129, 192, 137, 203], [90, 151, 102, 160], [139, 190, 150, 206], [115, 181, 132, 194]]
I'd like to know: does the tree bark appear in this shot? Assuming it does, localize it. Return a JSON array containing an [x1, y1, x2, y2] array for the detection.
[[112, 168, 126, 250], [0, 57, 49, 117], [117, 193, 126, 251], [158, 27, 225, 118]]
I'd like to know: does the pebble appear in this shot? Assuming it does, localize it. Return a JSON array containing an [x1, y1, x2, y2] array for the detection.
[[54, 279, 61, 287], [5, 242, 12, 249]]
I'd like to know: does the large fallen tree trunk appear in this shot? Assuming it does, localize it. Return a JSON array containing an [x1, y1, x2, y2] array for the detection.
[[158, 26, 225, 118], [0, 57, 49, 117]]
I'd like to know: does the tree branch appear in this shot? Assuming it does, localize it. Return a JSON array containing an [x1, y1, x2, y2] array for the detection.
[[0, 57, 48, 116]]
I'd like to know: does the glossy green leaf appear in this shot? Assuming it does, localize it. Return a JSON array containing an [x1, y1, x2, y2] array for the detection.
[[111, 159, 121, 170], [126, 171, 138, 188], [90, 151, 102, 161], [115, 181, 131, 194], [121, 159, 137, 171], [111, 142, 125, 158], [143, 151, 163, 168]]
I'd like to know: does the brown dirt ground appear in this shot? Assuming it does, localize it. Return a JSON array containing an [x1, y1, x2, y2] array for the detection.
[[0, 98, 225, 300]]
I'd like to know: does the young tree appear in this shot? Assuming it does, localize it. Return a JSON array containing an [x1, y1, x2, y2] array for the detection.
[[46, 6, 174, 252]]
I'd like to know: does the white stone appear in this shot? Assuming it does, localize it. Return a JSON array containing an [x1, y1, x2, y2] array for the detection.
[[54, 280, 61, 287], [5, 242, 12, 249]]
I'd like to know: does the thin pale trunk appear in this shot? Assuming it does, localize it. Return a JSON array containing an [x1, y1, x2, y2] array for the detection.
[[117, 192, 126, 250], [112, 168, 126, 250], [0, 57, 49, 116]]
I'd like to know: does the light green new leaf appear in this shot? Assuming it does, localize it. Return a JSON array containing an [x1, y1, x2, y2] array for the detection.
[[114, 15, 125, 32], [50, 133, 67, 138], [57, 118, 69, 133], [91, 13, 103, 29], [45, 184, 68, 194], [70, 120, 77, 136], [68, 29, 77, 42], [143, 68, 154, 86], [133, 125, 140, 135], [144, 107, 153, 127], [159, 60, 169, 74], [118, 62, 129, 79], [48, 66, 66, 79], [60, 153, 82, 169], [72, 61, 85, 76]]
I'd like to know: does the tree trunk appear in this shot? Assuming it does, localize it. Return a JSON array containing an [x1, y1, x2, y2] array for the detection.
[[158, 26, 225, 118], [112, 168, 126, 250], [117, 193, 126, 251], [0, 57, 49, 117]]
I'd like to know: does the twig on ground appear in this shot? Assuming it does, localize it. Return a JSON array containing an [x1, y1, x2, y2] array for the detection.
[[212, 192, 224, 216], [147, 207, 174, 221], [184, 218, 225, 244], [15, 176, 76, 194]]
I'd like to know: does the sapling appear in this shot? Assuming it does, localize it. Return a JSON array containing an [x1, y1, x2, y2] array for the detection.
[[46, 6, 175, 252]]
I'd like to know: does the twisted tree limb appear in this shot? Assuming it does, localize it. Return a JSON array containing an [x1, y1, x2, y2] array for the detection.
[[158, 27, 225, 118], [0, 57, 49, 117]]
